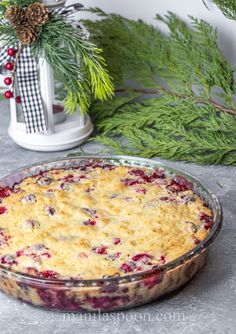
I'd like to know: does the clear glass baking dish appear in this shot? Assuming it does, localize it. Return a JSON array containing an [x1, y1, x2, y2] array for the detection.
[[0, 156, 222, 312]]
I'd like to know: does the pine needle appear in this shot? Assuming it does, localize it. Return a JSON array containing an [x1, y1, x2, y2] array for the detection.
[[74, 9, 236, 165]]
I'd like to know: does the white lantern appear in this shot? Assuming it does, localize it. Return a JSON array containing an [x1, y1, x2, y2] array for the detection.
[[8, 0, 93, 152]]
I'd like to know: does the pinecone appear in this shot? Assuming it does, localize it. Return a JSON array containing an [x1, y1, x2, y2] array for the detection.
[[26, 2, 49, 27], [5, 6, 26, 27], [16, 24, 38, 45]]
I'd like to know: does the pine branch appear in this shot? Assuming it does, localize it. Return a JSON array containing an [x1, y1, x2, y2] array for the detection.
[[75, 10, 236, 165], [205, 0, 236, 20], [32, 14, 114, 113]]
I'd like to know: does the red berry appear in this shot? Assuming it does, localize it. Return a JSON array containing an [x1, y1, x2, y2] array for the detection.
[[4, 77, 12, 86], [15, 96, 22, 104], [4, 91, 13, 99], [5, 62, 14, 71], [7, 48, 16, 57]]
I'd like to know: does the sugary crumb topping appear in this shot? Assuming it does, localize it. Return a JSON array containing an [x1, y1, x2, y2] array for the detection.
[[0, 160, 213, 280]]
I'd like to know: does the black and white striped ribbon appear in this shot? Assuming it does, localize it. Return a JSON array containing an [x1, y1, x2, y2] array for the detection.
[[0, 3, 84, 134]]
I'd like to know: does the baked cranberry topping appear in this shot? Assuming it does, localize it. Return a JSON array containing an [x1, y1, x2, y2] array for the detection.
[[93, 246, 108, 255], [0, 187, 12, 199], [120, 261, 137, 272], [16, 249, 24, 257], [194, 238, 201, 245], [0, 206, 7, 215], [41, 252, 51, 258], [45, 206, 56, 216], [0, 255, 17, 266], [132, 253, 153, 262], [128, 169, 146, 177], [159, 255, 166, 264], [136, 188, 147, 194], [39, 270, 58, 279], [122, 178, 144, 187], [199, 212, 214, 230], [113, 237, 121, 245], [83, 219, 96, 226], [167, 176, 193, 193], [159, 196, 176, 203], [59, 174, 75, 183]]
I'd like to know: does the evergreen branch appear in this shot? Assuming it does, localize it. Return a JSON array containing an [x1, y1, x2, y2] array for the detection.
[[76, 10, 236, 165], [31, 14, 114, 113], [115, 87, 236, 116], [206, 0, 236, 20]]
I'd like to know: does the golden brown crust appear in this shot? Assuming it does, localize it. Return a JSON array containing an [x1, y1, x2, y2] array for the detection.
[[0, 163, 213, 280]]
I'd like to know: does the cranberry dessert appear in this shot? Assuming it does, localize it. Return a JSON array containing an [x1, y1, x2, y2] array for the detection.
[[0, 158, 221, 312], [0, 161, 213, 280]]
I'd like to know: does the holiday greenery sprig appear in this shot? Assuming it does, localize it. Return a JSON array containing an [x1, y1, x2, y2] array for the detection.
[[0, 1, 114, 112], [75, 9, 236, 165], [204, 0, 236, 20]]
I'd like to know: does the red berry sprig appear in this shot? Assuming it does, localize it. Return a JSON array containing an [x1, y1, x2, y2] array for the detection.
[[15, 96, 22, 104], [5, 62, 14, 71], [3, 48, 17, 100], [7, 48, 16, 57], [4, 77, 12, 86], [4, 91, 13, 99]]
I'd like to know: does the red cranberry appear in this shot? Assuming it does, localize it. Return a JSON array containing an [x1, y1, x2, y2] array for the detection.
[[132, 253, 152, 262], [0, 187, 12, 199], [136, 188, 147, 194], [120, 262, 137, 272], [199, 212, 214, 230], [39, 270, 58, 279], [5, 62, 14, 71], [159, 256, 166, 264], [16, 249, 24, 257], [44, 206, 56, 216], [113, 237, 121, 245], [41, 252, 51, 258], [93, 246, 108, 255], [4, 90, 13, 99], [7, 48, 16, 57], [15, 96, 22, 104], [167, 176, 193, 193], [128, 169, 146, 177], [0, 206, 7, 215], [0, 255, 17, 266], [194, 238, 201, 245], [122, 178, 144, 186], [4, 77, 12, 86], [83, 219, 96, 226]]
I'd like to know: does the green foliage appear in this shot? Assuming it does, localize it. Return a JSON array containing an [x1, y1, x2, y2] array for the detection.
[[206, 0, 236, 20], [32, 15, 114, 113], [77, 9, 236, 165], [0, 3, 114, 114]]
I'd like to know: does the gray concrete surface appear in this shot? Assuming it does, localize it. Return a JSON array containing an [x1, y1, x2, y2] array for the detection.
[[0, 101, 235, 334]]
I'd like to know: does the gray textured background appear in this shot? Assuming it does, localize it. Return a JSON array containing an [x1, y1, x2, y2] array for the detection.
[[0, 101, 235, 334]]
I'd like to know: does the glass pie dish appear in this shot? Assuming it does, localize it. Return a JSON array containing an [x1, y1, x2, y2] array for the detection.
[[0, 156, 222, 312]]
